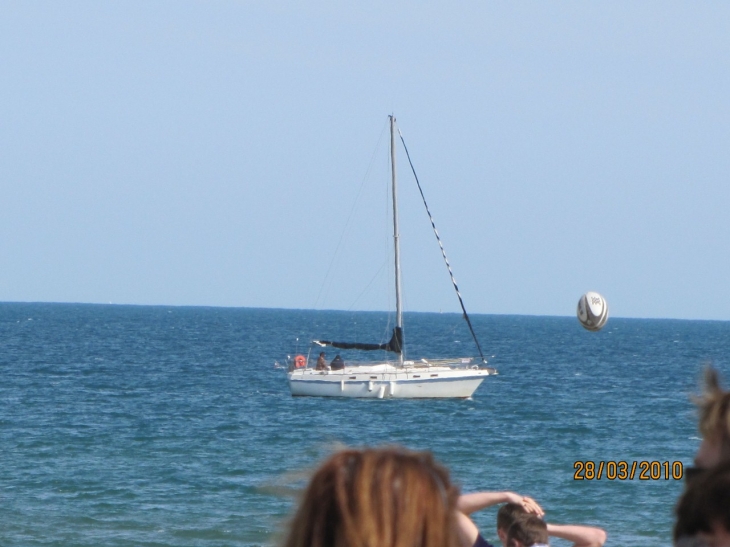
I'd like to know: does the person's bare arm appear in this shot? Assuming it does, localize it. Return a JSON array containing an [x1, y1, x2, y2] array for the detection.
[[457, 492, 544, 517], [455, 511, 481, 547], [546, 523, 607, 547], [455, 491, 545, 547]]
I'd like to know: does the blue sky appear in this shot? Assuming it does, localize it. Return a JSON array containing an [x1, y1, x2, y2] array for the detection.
[[1, 2, 729, 319]]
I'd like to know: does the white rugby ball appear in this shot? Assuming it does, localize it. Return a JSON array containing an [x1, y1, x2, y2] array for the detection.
[[577, 292, 609, 331]]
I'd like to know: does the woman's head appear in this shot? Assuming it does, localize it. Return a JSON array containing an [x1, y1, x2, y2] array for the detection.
[[283, 447, 459, 547]]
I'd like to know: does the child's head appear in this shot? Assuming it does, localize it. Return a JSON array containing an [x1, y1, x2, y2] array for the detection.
[[496, 502, 528, 542], [506, 514, 549, 547]]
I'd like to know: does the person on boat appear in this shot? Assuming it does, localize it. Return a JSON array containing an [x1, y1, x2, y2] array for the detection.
[[281, 446, 460, 547], [455, 493, 606, 547], [329, 354, 345, 371], [315, 352, 327, 371]]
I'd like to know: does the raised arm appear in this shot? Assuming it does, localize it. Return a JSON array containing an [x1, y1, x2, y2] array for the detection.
[[546, 523, 607, 547], [457, 492, 544, 517], [455, 510, 482, 547], [455, 492, 545, 547]]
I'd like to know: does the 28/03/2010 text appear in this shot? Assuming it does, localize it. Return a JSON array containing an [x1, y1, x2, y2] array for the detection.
[[573, 461, 683, 480]]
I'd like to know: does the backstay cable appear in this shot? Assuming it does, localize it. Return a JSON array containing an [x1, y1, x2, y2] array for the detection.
[[396, 124, 488, 365]]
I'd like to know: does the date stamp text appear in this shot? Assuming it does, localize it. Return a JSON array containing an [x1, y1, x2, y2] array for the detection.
[[573, 461, 683, 480]]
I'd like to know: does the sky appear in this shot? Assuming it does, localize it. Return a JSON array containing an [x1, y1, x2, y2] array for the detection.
[[1, 2, 729, 320]]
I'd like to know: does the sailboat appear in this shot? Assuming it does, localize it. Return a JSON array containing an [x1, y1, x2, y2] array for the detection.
[[287, 116, 496, 398]]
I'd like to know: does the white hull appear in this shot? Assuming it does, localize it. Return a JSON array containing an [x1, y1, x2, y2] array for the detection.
[[288, 363, 491, 399]]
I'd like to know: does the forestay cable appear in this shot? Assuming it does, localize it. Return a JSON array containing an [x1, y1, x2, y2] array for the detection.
[[396, 124, 488, 364]]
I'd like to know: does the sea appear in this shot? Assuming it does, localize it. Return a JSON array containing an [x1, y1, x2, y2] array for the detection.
[[2, 302, 730, 547]]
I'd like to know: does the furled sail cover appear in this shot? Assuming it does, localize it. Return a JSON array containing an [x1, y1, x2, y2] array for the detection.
[[314, 327, 402, 354]]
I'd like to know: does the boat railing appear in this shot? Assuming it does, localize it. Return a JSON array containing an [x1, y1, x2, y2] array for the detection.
[[286, 353, 497, 374], [405, 358, 473, 368]]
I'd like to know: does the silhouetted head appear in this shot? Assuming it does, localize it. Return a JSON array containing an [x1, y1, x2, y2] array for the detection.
[[675, 462, 730, 546]]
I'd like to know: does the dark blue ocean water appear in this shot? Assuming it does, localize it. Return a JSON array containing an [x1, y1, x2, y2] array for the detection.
[[2, 303, 730, 547]]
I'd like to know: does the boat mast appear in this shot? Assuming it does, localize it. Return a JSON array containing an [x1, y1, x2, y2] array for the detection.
[[390, 115, 404, 366]]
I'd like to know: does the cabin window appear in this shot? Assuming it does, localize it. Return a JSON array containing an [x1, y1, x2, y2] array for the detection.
[[413, 375, 420, 378], [370, 376, 377, 379], [430, 374, 438, 377], [349, 376, 356, 380]]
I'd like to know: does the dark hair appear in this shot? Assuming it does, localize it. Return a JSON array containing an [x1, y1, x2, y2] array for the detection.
[[675, 461, 730, 541], [283, 447, 459, 547], [497, 502, 528, 533], [506, 515, 548, 546]]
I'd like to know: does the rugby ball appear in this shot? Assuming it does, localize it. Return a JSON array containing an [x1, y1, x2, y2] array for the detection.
[[577, 292, 609, 331]]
